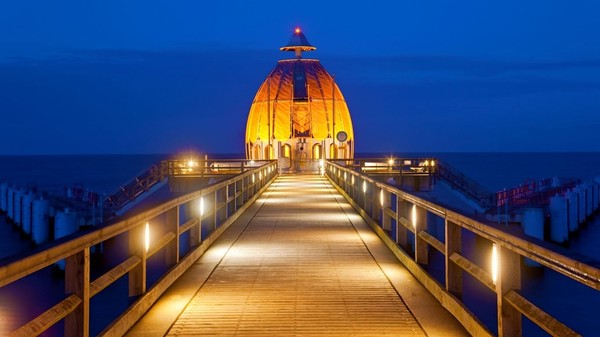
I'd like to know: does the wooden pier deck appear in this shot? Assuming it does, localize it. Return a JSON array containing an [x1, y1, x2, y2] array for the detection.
[[126, 175, 466, 337]]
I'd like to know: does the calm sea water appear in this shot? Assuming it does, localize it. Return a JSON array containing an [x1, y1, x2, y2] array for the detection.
[[0, 152, 599, 336]]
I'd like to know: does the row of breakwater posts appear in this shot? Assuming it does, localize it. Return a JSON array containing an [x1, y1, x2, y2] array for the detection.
[[0, 158, 598, 336], [493, 177, 600, 246], [433, 160, 600, 246], [0, 158, 272, 262], [0, 183, 100, 251]]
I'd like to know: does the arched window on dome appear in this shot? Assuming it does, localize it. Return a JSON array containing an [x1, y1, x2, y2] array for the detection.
[[253, 144, 262, 160], [329, 143, 338, 159], [312, 144, 322, 159], [264, 145, 273, 160], [281, 144, 291, 158]]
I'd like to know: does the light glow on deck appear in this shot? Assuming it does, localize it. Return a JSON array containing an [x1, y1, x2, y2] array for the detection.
[[145, 222, 150, 252], [411, 204, 417, 228], [492, 243, 499, 285], [199, 197, 204, 217]]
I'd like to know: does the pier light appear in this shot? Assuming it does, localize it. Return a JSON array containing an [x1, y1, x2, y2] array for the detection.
[[431, 160, 436, 167], [344, 172, 347, 180], [351, 175, 355, 185], [362, 181, 367, 193], [388, 158, 395, 166], [411, 204, 417, 228], [424, 160, 429, 166], [259, 171, 263, 180], [187, 160, 196, 168], [380, 189, 384, 206], [252, 173, 255, 184], [199, 197, 204, 217], [492, 243, 499, 285], [145, 222, 150, 253]]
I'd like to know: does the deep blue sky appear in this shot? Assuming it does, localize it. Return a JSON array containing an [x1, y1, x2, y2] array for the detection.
[[1, 1, 600, 155]]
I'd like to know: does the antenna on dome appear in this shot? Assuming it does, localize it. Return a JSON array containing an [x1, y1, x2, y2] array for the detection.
[[280, 27, 316, 58]]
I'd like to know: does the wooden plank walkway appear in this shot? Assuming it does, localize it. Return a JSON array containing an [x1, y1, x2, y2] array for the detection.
[[166, 175, 425, 336]]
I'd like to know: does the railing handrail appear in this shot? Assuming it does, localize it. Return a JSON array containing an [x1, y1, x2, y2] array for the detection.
[[435, 160, 496, 208], [326, 160, 600, 337], [0, 161, 275, 287], [335, 161, 600, 288]]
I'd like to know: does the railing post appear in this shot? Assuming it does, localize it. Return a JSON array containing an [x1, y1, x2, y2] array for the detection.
[[372, 186, 381, 222], [214, 189, 219, 230], [414, 205, 428, 265], [497, 245, 522, 337], [190, 199, 201, 246], [396, 198, 408, 247], [128, 223, 147, 296], [225, 183, 230, 218], [445, 217, 462, 296], [235, 180, 242, 210], [381, 189, 391, 230], [165, 206, 179, 265], [65, 247, 90, 337]]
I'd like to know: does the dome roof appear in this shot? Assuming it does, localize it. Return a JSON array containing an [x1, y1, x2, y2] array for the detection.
[[246, 30, 353, 146]]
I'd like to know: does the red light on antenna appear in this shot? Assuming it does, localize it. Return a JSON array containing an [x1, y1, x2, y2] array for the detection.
[[295, 27, 301, 34]]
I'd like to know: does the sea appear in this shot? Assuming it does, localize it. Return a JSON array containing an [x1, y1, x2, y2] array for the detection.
[[1, 152, 599, 336]]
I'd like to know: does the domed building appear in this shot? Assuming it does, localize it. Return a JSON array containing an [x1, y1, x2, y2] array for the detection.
[[245, 28, 354, 171]]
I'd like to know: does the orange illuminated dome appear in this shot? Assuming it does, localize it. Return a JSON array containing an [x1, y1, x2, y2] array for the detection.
[[245, 28, 354, 171]]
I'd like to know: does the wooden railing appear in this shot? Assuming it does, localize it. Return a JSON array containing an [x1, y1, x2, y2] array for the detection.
[[435, 160, 496, 208], [0, 160, 278, 337], [103, 159, 271, 214], [326, 160, 600, 337]]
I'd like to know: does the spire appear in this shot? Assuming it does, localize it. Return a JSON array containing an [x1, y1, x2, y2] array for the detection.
[[280, 27, 316, 58]]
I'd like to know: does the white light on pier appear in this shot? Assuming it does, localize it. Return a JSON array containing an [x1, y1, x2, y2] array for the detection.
[[145, 222, 150, 253], [411, 204, 417, 228], [362, 181, 367, 193], [380, 189, 384, 206], [199, 197, 204, 217], [492, 243, 499, 285]]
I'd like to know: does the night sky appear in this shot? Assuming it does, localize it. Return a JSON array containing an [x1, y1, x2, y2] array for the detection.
[[1, 1, 599, 155]]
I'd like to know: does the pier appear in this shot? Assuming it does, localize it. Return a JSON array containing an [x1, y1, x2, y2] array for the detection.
[[1, 160, 599, 336]]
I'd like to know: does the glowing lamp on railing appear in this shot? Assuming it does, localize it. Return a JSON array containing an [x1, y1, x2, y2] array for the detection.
[[362, 181, 367, 193], [252, 173, 255, 183], [351, 175, 355, 185], [492, 243, 499, 285], [388, 158, 395, 166], [259, 171, 262, 180], [380, 189, 384, 206], [411, 204, 417, 229], [199, 197, 204, 217], [145, 222, 150, 253], [344, 172, 347, 180]]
